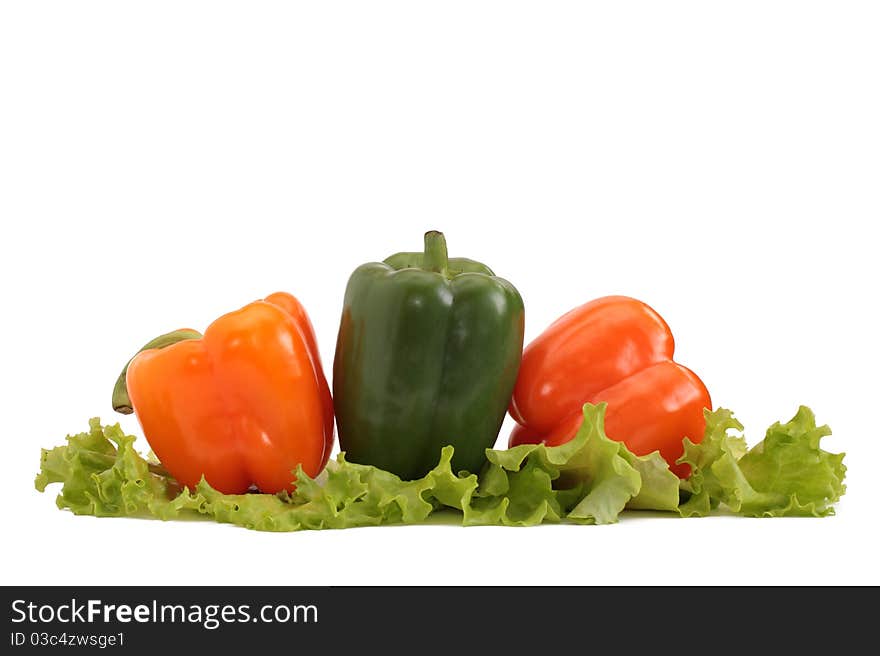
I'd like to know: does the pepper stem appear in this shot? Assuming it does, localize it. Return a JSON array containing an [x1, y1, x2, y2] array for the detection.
[[423, 230, 449, 274], [112, 329, 202, 414]]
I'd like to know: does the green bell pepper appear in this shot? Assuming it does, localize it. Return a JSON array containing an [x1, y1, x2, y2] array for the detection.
[[333, 231, 525, 480]]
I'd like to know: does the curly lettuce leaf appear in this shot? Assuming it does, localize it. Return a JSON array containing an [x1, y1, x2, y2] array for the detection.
[[36, 403, 844, 531], [35, 418, 179, 518], [678, 408, 747, 517], [461, 403, 680, 526], [622, 448, 682, 512], [678, 406, 846, 517], [34, 420, 481, 531]]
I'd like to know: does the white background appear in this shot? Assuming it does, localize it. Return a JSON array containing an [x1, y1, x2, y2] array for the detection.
[[2, 1, 878, 586]]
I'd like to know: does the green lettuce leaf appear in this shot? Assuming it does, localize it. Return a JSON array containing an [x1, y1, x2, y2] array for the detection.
[[678, 406, 846, 517], [34, 420, 480, 531], [621, 448, 682, 513], [35, 418, 180, 518], [36, 404, 845, 531], [677, 408, 747, 517], [454, 402, 679, 525]]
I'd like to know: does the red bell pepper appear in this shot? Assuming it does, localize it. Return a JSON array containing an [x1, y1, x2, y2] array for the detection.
[[509, 295, 711, 477]]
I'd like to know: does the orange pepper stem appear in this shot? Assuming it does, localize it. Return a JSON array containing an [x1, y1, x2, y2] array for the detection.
[[112, 329, 203, 414], [423, 230, 449, 274]]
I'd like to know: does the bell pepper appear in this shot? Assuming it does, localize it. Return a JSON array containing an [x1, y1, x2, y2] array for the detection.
[[333, 231, 525, 480], [509, 295, 711, 477], [111, 292, 334, 494]]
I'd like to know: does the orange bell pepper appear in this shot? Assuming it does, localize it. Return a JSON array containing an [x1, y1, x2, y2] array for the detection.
[[111, 292, 334, 494], [509, 295, 711, 477]]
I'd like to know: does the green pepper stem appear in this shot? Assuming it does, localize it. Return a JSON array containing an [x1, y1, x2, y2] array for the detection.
[[423, 230, 449, 274], [111, 329, 202, 414]]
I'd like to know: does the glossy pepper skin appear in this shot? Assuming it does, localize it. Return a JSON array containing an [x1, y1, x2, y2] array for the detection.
[[509, 295, 710, 477], [112, 292, 334, 494], [333, 231, 525, 480]]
